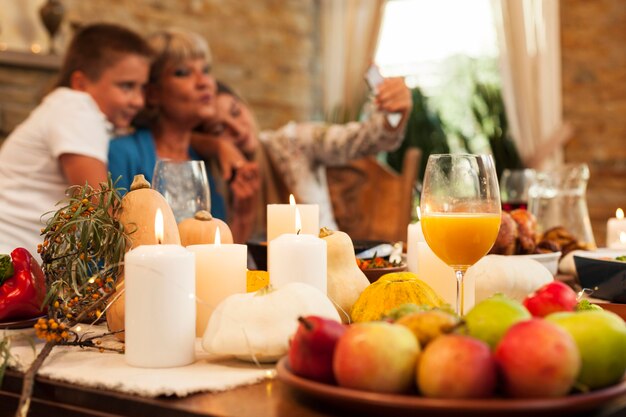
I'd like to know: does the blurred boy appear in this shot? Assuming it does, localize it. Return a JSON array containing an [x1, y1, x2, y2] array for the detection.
[[0, 23, 153, 258]]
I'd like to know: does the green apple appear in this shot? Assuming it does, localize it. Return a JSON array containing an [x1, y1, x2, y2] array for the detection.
[[463, 295, 531, 349], [547, 310, 626, 389]]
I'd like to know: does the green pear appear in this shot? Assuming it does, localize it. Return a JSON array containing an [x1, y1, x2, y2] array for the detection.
[[547, 310, 626, 389], [463, 295, 531, 349]]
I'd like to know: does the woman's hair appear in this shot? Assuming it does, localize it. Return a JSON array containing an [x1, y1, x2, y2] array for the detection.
[[147, 29, 212, 84], [56, 23, 153, 88]]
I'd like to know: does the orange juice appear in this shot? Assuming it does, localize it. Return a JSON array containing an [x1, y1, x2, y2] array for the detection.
[[421, 213, 501, 269]]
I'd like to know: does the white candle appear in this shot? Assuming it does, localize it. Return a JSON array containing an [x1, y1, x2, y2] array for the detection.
[[125, 210, 196, 368], [268, 207, 327, 293], [188, 229, 247, 337], [407, 208, 425, 273], [417, 242, 475, 314], [267, 194, 319, 241], [607, 208, 626, 249]]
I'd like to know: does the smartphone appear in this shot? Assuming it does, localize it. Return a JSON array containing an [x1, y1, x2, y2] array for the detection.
[[365, 65, 401, 128], [365, 65, 385, 91]]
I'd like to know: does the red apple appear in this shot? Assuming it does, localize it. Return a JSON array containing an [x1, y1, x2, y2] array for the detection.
[[288, 316, 346, 383], [495, 319, 581, 398], [418, 334, 497, 398], [333, 322, 420, 393], [523, 281, 578, 317]]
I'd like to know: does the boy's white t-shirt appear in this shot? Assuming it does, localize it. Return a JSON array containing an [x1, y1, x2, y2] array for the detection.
[[0, 87, 111, 259]]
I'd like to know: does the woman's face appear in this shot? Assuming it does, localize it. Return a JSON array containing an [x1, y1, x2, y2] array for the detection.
[[149, 58, 216, 128], [211, 92, 258, 155]]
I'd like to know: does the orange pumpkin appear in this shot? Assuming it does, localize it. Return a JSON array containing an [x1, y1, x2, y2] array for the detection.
[[178, 210, 233, 246]]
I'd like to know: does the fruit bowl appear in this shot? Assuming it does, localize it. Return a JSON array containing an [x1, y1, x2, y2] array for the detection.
[[574, 251, 626, 303], [276, 357, 626, 417]]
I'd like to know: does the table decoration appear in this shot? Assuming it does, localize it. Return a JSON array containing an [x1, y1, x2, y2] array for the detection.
[[266, 194, 319, 241], [178, 210, 233, 246], [106, 174, 181, 341], [406, 208, 424, 273], [607, 208, 626, 249], [319, 227, 369, 322], [202, 282, 340, 363], [2, 177, 131, 417], [268, 208, 326, 293], [188, 228, 247, 336], [124, 209, 196, 368], [7, 325, 274, 397]]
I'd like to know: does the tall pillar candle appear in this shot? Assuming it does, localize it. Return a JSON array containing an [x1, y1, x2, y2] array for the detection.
[[407, 221, 425, 273], [268, 234, 327, 293], [607, 208, 626, 249], [188, 231, 247, 336], [417, 242, 475, 314], [267, 195, 319, 241], [125, 244, 196, 368]]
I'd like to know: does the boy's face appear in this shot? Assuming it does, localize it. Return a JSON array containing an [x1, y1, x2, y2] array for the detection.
[[81, 54, 150, 129]]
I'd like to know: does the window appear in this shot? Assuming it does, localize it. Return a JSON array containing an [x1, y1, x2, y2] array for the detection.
[[374, 0, 500, 152]]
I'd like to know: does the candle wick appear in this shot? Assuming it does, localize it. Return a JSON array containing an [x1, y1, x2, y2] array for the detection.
[[297, 229, 301, 235]]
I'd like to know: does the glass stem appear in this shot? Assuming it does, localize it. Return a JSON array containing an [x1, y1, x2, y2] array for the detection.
[[455, 269, 465, 316]]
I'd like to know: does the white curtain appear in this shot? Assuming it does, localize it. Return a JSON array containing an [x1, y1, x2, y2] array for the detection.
[[319, 0, 386, 122], [492, 0, 571, 170]]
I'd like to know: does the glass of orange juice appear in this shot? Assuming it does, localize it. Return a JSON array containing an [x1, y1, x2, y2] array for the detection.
[[420, 154, 501, 315]]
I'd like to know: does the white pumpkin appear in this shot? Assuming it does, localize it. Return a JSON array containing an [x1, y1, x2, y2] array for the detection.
[[468, 255, 553, 303], [202, 282, 341, 362]]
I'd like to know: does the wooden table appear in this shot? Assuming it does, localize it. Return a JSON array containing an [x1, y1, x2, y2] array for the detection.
[[1, 368, 626, 417]]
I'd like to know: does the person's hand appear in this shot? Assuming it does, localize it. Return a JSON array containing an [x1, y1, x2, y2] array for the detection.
[[374, 77, 413, 127], [215, 138, 248, 181], [229, 161, 260, 243]]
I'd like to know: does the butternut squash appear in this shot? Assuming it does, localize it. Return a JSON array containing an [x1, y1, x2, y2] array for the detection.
[[350, 272, 444, 323], [319, 227, 370, 323], [106, 175, 181, 340], [178, 210, 233, 246]]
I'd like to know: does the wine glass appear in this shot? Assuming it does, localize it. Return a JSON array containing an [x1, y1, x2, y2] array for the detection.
[[152, 160, 212, 223], [500, 168, 535, 212], [420, 154, 501, 315]]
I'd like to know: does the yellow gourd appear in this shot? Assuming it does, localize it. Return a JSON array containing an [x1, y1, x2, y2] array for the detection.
[[106, 174, 181, 340], [319, 227, 370, 323], [178, 210, 233, 246], [350, 272, 444, 323]]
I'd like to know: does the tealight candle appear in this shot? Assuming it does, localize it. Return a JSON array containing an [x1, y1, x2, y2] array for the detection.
[[267, 194, 319, 241], [268, 207, 327, 293], [188, 228, 247, 336], [125, 209, 196, 368], [407, 207, 425, 273], [607, 208, 626, 249]]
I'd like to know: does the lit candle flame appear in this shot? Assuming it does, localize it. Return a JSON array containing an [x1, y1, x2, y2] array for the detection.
[[289, 194, 296, 206], [620, 231, 626, 244], [214, 227, 221, 246], [155, 209, 164, 244], [295, 206, 302, 234], [416, 206, 421, 221], [617, 208, 624, 220]]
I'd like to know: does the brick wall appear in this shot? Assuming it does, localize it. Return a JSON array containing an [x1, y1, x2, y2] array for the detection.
[[0, 0, 320, 140], [561, 0, 626, 246]]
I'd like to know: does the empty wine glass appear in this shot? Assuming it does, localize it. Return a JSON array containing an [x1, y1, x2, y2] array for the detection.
[[152, 160, 211, 223], [500, 168, 536, 211], [420, 154, 501, 315]]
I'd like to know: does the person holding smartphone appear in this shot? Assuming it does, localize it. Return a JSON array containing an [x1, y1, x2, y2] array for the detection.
[[194, 74, 412, 244]]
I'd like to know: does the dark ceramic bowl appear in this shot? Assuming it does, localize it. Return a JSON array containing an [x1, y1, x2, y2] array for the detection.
[[362, 263, 408, 284], [574, 252, 626, 303]]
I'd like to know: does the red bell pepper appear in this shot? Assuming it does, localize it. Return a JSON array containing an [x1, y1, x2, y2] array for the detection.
[[0, 248, 47, 321]]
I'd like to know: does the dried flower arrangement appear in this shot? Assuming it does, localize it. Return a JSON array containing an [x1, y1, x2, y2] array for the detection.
[[1, 176, 131, 417]]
